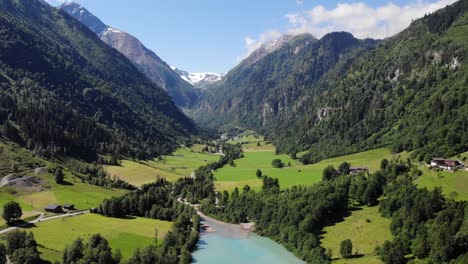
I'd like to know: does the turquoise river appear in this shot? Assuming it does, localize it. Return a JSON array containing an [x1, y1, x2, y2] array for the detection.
[[192, 213, 304, 264]]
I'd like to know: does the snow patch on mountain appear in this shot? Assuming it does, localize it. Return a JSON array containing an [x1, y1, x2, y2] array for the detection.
[[171, 67, 224, 89]]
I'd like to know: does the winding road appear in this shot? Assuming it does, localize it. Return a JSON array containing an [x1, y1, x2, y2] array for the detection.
[[0, 210, 89, 235]]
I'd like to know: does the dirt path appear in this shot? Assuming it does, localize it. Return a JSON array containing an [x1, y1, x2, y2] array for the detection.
[[0, 210, 89, 235]]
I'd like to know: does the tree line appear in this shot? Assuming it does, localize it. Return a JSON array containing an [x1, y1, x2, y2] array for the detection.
[[92, 177, 200, 263]]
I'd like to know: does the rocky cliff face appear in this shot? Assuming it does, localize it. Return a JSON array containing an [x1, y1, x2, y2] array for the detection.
[[61, 2, 199, 107]]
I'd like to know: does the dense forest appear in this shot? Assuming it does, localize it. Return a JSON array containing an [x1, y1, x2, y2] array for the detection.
[[276, 0, 468, 163], [0, 0, 194, 161]]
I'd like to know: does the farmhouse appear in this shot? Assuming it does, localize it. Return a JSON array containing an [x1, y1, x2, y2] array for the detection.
[[63, 204, 75, 210], [430, 158, 464, 171], [44, 204, 62, 213], [349, 167, 368, 174]]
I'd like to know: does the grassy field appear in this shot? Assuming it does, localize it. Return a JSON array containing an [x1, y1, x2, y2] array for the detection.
[[215, 144, 406, 192], [9, 213, 172, 262], [106, 145, 219, 186], [414, 166, 468, 201], [0, 170, 126, 219], [321, 206, 392, 264], [25, 172, 125, 211]]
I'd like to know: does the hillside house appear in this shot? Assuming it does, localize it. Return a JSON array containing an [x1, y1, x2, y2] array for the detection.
[[431, 158, 464, 171], [63, 204, 75, 210], [350, 167, 368, 174], [45, 204, 62, 213]]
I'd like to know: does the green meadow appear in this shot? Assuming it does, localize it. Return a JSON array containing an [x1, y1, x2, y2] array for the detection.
[[15, 213, 172, 262], [215, 143, 406, 192], [415, 166, 468, 201], [321, 206, 392, 264], [0, 170, 126, 221], [106, 145, 219, 186], [24, 172, 125, 211]]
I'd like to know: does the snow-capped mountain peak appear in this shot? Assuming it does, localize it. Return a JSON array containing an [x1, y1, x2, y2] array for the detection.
[[171, 67, 224, 89]]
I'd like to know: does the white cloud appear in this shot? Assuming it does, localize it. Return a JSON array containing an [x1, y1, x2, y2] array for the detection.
[[285, 0, 457, 39], [241, 0, 456, 59], [237, 30, 282, 61]]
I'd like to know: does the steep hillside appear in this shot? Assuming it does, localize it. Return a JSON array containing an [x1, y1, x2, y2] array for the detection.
[[0, 0, 194, 160], [275, 0, 468, 163], [60, 2, 199, 107], [194, 33, 376, 130]]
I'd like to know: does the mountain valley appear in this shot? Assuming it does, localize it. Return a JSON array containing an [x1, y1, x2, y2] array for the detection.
[[0, 0, 467, 264]]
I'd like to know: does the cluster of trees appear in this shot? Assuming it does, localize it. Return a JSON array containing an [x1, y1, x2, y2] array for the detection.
[[126, 213, 200, 264], [173, 143, 243, 204], [65, 161, 135, 190], [340, 239, 353, 259], [63, 234, 122, 264], [271, 159, 285, 168], [377, 174, 467, 263], [93, 178, 200, 263], [3, 230, 41, 264], [322, 162, 355, 181], [2, 201, 22, 224], [94, 178, 183, 220]]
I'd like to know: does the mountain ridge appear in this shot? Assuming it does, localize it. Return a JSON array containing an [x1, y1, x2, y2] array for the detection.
[[60, 2, 199, 107], [0, 0, 194, 159], [193, 32, 377, 129]]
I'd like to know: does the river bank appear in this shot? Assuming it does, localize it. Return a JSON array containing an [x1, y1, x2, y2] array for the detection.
[[197, 210, 254, 239]]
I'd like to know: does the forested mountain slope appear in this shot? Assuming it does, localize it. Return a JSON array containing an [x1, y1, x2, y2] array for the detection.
[[193, 32, 377, 130], [60, 2, 199, 108], [195, 0, 468, 164], [0, 0, 194, 160], [275, 0, 468, 163]]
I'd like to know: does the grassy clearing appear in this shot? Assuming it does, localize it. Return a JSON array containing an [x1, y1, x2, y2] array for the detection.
[[215, 145, 404, 192], [414, 166, 468, 201], [0, 171, 125, 216], [106, 145, 219, 186], [12, 213, 172, 262], [29, 172, 124, 211], [321, 206, 391, 264]]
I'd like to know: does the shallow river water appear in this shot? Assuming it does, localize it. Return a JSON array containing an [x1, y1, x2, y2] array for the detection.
[[192, 214, 304, 264]]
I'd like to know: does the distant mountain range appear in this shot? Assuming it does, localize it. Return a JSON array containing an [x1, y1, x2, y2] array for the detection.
[[60, 2, 199, 107]]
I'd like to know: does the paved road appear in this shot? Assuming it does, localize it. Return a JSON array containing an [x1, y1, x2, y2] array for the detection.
[[0, 210, 89, 235]]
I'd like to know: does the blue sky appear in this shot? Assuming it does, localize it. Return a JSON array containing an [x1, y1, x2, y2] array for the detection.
[[47, 0, 455, 73]]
